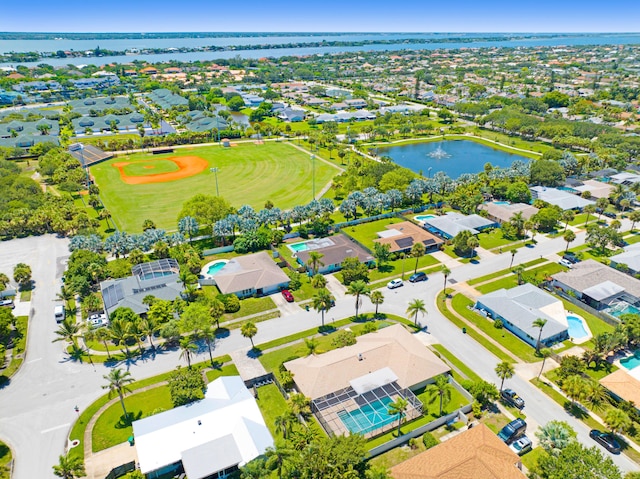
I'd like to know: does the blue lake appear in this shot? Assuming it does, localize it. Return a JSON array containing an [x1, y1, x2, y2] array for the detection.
[[378, 140, 528, 179]]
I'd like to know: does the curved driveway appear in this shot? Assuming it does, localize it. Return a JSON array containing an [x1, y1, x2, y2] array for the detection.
[[0, 225, 637, 478]]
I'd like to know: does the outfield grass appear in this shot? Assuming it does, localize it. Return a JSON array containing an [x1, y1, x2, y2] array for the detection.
[[91, 142, 341, 232]]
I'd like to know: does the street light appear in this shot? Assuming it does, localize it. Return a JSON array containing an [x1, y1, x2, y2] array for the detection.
[[427, 167, 432, 179], [310, 155, 316, 200], [210, 168, 220, 196]]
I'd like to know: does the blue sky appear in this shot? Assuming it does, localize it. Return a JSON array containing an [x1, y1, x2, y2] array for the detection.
[[1, 0, 639, 32]]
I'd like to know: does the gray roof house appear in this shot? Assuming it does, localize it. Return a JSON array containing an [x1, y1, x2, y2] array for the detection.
[[609, 243, 640, 276], [422, 212, 497, 239], [530, 186, 595, 210], [295, 234, 374, 274], [478, 202, 538, 224], [551, 259, 640, 311], [211, 252, 290, 299], [100, 259, 183, 316], [475, 283, 569, 348]]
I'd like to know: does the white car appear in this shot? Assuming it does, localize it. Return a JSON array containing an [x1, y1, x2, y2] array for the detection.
[[559, 259, 573, 269], [88, 313, 109, 328], [387, 279, 404, 289]]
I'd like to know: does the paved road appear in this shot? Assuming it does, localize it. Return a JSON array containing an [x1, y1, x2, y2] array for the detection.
[[0, 221, 637, 477]]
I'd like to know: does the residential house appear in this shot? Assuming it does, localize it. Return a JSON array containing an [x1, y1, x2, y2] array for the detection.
[[100, 259, 184, 316], [210, 251, 290, 299], [530, 186, 595, 210], [609, 243, 640, 276], [133, 376, 273, 479], [478, 202, 538, 224], [373, 221, 444, 253], [475, 283, 570, 348], [601, 370, 640, 415], [294, 234, 374, 274], [389, 423, 526, 479], [422, 212, 497, 240]]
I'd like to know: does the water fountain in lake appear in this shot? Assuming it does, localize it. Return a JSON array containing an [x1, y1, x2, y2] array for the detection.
[[428, 145, 451, 159]]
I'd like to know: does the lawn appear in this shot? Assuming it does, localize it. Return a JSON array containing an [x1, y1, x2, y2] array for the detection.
[[254, 383, 289, 437], [475, 275, 519, 294], [474, 262, 566, 294], [467, 257, 547, 285], [477, 228, 519, 250], [91, 142, 341, 232], [369, 255, 440, 283], [92, 386, 173, 452], [430, 344, 482, 382], [0, 441, 10, 479], [451, 294, 539, 363], [343, 217, 404, 250]]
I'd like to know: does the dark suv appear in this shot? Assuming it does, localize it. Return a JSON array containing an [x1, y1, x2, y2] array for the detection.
[[501, 389, 525, 409], [409, 272, 427, 283], [498, 418, 527, 444]]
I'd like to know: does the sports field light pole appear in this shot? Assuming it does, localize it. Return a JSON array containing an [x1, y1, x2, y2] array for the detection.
[[311, 154, 316, 200], [210, 167, 220, 196]]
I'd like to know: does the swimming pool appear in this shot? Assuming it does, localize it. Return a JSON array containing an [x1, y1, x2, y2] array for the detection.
[[609, 304, 640, 318], [338, 396, 397, 435], [621, 351, 640, 371], [288, 242, 309, 253], [567, 315, 589, 340], [493, 201, 510, 205], [414, 214, 436, 222], [206, 261, 227, 276]]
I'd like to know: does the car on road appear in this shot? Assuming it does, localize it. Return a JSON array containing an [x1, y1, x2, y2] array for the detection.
[[498, 418, 527, 444], [501, 388, 525, 409], [559, 258, 573, 268], [387, 279, 404, 289], [281, 289, 294, 302], [409, 272, 427, 283], [509, 435, 532, 456], [589, 429, 621, 454]]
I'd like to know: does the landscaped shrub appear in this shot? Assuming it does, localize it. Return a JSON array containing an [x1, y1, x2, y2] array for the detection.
[[493, 319, 503, 329], [362, 322, 378, 334], [331, 330, 356, 348], [217, 294, 240, 313], [422, 432, 440, 449]]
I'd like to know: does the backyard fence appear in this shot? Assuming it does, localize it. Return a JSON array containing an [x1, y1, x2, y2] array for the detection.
[[540, 282, 620, 327], [104, 461, 136, 479], [202, 245, 234, 256]]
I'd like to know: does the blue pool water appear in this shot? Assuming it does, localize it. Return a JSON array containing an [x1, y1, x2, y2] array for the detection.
[[621, 351, 640, 371], [566, 315, 589, 340], [338, 396, 397, 435], [288, 242, 309, 253], [493, 201, 510, 205], [206, 261, 227, 276], [415, 214, 436, 221], [609, 304, 640, 318]]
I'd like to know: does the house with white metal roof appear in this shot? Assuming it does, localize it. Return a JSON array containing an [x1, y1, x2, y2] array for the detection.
[[475, 283, 569, 348], [422, 212, 497, 239], [609, 243, 640, 276], [530, 186, 595, 210], [132, 376, 273, 479]]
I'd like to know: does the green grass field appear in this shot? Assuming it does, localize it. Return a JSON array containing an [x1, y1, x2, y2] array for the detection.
[[91, 142, 341, 232]]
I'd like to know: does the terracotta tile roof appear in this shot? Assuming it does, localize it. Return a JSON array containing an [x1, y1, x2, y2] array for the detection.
[[390, 424, 525, 479], [601, 369, 640, 406]]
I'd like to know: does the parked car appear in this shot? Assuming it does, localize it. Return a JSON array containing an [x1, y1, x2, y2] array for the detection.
[[281, 289, 294, 302], [387, 279, 404, 289], [0, 299, 14, 309], [603, 211, 617, 219], [559, 258, 573, 269], [498, 418, 527, 444], [501, 389, 525, 409], [409, 272, 427, 283], [509, 435, 533, 456], [562, 253, 580, 264], [589, 429, 621, 454], [89, 317, 109, 328]]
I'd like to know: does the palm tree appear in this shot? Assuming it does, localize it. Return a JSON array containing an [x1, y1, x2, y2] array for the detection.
[[427, 375, 452, 415], [410, 242, 426, 274], [440, 265, 451, 300], [52, 453, 85, 479], [265, 441, 295, 479], [346, 280, 370, 318], [533, 318, 548, 354], [406, 298, 427, 327], [56, 285, 74, 309], [0, 272, 9, 290], [310, 274, 326, 289], [209, 298, 225, 329], [52, 319, 80, 344], [179, 336, 198, 368], [200, 325, 218, 366], [312, 289, 333, 327], [596, 197, 609, 220], [306, 251, 324, 276], [108, 318, 132, 355], [561, 210, 575, 232], [584, 380, 610, 413], [514, 265, 525, 285], [562, 374, 587, 406], [288, 393, 311, 417], [604, 407, 631, 437], [93, 326, 112, 359], [467, 236, 479, 259], [274, 411, 295, 439], [304, 337, 319, 356], [138, 317, 158, 350], [583, 204, 596, 225], [495, 361, 515, 392], [563, 230, 576, 252], [537, 348, 552, 381], [535, 420, 577, 455], [387, 396, 409, 436], [241, 321, 258, 348], [102, 368, 135, 421], [509, 249, 517, 268], [369, 291, 384, 318]]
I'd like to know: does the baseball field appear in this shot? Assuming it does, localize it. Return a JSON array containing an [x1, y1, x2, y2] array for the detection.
[[90, 142, 340, 232]]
